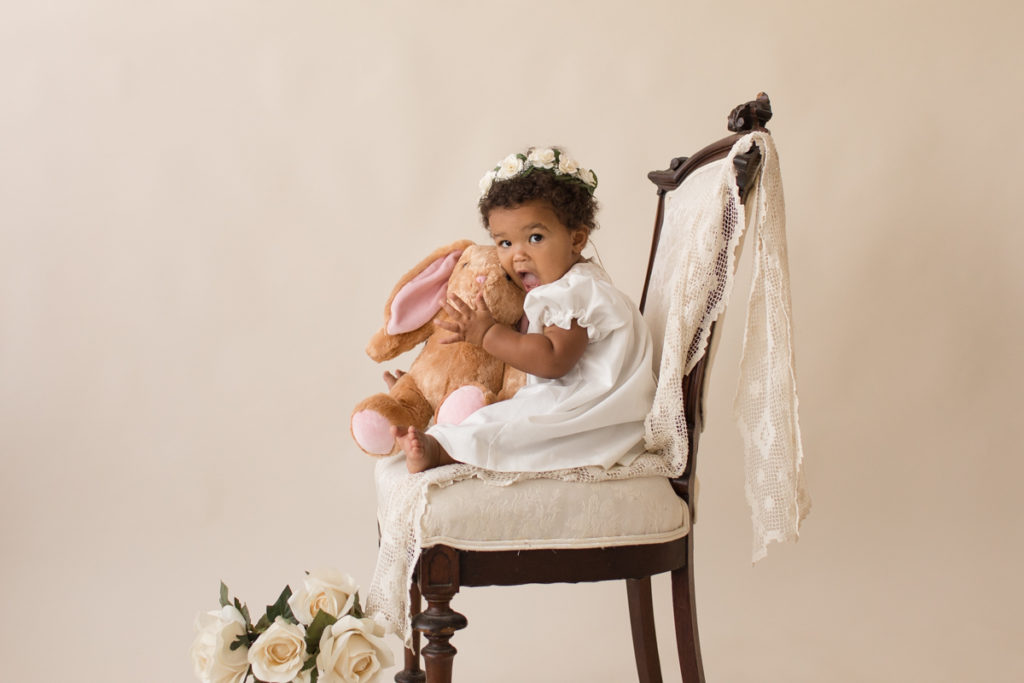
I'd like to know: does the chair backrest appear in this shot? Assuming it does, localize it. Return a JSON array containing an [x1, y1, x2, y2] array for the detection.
[[637, 93, 773, 508]]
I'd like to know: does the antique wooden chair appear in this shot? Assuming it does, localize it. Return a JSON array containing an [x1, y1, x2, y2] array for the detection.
[[388, 94, 774, 683]]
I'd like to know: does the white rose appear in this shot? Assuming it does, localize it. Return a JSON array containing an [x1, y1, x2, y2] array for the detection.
[[248, 617, 308, 683], [557, 155, 580, 175], [577, 167, 596, 187], [495, 153, 524, 180], [526, 148, 556, 169], [478, 169, 497, 196], [293, 670, 312, 683], [190, 605, 249, 683], [317, 615, 395, 683], [288, 568, 359, 626]]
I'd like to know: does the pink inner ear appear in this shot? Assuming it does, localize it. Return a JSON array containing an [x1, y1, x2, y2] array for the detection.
[[387, 250, 464, 335]]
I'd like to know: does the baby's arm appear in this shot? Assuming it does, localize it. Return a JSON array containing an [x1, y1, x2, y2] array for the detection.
[[484, 321, 587, 379], [438, 292, 587, 379]]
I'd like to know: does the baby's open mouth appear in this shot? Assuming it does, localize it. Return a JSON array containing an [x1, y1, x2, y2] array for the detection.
[[518, 272, 541, 291]]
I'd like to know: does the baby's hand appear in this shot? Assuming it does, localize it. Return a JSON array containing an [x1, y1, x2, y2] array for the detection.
[[437, 291, 496, 346]]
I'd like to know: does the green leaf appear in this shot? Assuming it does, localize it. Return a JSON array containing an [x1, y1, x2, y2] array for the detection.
[[254, 614, 271, 633], [219, 581, 230, 608], [234, 598, 252, 627], [349, 593, 364, 619], [310, 668, 319, 683], [302, 654, 318, 672], [305, 609, 338, 650], [229, 633, 249, 651], [266, 585, 295, 624]]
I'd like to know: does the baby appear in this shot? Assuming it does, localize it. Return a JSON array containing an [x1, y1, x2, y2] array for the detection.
[[392, 147, 656, 474]]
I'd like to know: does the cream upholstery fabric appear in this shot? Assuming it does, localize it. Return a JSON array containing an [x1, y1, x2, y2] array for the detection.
[[375, 455, 688, 551]]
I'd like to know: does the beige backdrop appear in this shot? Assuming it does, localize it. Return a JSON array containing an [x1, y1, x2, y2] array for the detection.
[[2, 1, 1022, 681]]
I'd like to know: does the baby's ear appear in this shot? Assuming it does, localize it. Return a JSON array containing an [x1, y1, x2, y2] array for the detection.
[[571, 227, 589, 255]]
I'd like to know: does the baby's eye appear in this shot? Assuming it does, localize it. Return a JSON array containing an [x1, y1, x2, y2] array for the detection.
[[529, 234, 544, 244], [497, 240, 511, 248]]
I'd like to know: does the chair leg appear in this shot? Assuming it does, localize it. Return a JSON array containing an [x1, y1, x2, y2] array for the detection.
[[626, 576, 663, 683], [412, 546, 467, 683], [671, 535, 704, 683], [395, 582, 426, 683]]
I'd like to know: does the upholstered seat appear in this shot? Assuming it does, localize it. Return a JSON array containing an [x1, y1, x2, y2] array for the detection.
[[376, 455, 688, 551]]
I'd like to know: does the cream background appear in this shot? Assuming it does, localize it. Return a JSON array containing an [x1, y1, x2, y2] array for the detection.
[[2, 1, 1021, 681]]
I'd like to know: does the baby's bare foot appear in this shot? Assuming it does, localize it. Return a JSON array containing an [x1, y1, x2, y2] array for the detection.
[[391, 426, 452, 473]]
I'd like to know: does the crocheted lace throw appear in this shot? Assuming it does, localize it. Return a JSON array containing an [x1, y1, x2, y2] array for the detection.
[[644, 132, 810, 562], [366, 132, 809, 645]]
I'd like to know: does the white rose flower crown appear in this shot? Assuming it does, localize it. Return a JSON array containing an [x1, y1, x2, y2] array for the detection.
[[191, 568, 394, 683], [478, 146, 598, 199]]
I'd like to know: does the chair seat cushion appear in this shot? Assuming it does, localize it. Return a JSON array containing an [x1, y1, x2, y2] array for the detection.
[[375, 455, 690, 552]]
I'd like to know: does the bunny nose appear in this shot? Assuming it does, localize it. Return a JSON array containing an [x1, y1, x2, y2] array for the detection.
[[476, 275, 486, 283]]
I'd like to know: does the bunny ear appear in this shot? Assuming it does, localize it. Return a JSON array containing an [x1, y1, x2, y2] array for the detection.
[[388, 250, 462, 334], [383, 239, 474, 335]]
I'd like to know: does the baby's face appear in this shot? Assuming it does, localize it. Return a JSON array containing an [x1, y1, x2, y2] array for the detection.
[[488, 200, 588, 293]]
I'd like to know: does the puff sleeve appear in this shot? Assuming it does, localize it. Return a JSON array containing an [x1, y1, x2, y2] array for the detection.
[[523, 264, 628, 342]]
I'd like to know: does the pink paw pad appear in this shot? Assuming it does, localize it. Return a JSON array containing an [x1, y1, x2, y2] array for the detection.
[[437, 386, 487, 425], [351, 410, 395, 455]]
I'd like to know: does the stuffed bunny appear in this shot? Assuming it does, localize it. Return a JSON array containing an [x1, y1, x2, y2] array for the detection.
[[351, 240, 527, 456]]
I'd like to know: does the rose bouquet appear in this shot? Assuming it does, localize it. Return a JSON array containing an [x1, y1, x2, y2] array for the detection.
[[190, 568, 394, 683]]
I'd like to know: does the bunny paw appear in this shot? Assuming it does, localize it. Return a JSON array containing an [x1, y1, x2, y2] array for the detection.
[[436, 386, 488, 425], [351, 409, 397, 455]]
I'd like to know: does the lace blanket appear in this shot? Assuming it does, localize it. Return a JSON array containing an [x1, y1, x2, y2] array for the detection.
[[366, 132, 809, 645]]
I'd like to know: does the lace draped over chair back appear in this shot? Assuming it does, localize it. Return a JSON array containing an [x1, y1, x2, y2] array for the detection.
[[642, 131, 810, 561]]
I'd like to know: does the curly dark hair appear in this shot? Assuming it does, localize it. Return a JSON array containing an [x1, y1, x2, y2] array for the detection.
[[478, 167, 599, 234]]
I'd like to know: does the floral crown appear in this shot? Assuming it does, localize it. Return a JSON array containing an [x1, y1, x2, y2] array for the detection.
[[479, 147, 598, 198]]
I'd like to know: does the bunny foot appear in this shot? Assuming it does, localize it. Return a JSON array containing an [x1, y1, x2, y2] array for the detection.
[[436, 385, 489, 425], [351, 409, 397, 455]]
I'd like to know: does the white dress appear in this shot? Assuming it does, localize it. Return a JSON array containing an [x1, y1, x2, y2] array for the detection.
[[427, 261, 656, 472]]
